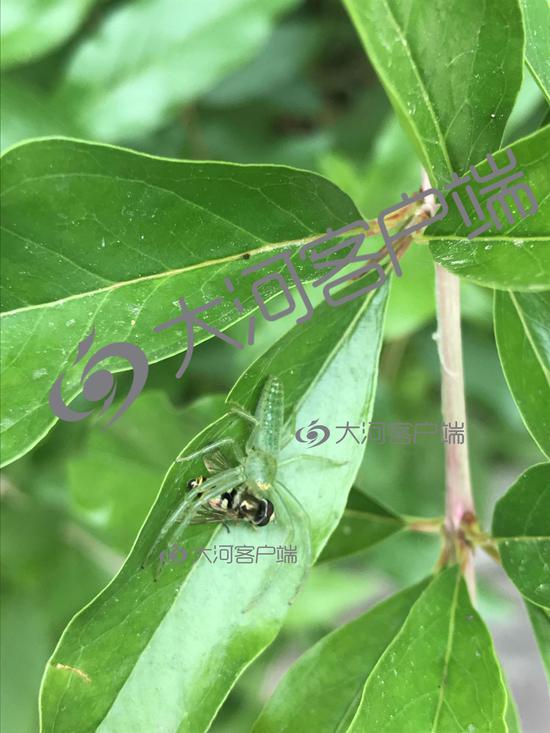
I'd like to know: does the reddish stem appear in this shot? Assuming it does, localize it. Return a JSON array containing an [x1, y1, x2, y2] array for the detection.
[[423, 171, 476, 599]]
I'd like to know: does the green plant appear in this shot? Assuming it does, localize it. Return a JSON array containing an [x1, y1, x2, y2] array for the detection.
[[1, 0, 548, 731]]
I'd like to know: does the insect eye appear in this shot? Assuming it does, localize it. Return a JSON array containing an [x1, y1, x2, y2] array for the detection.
[[255, 499, 275, 526], [221, 492, 234, 509]]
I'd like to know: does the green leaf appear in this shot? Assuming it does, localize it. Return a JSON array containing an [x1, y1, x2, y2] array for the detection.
[[526, 600, 550, 684], [318, 488, 405, 563], [283, 565, 378, 633], [494, 289, 550, 458], [319, 115, 420, 220], [203, 19, 321, 109], [0, 137, 361, 468], [39, 280, 389, 732], [428, 127, 550, 290], [0, 76, 79, 152], [519, 0, 550, 102], [252, 580, 428, 732], [1, 595, 50, 733], [0, 0, 96, 69], [504, 70, 549, 146], [503, 676, 522, 733], [493, 463, 550, 683], [55, 0, 298, 142], [1, 484, 113, 733], [67, 391, 226, 552], [348, 567, 508, 733], [492, 462, 550, 609], [343, 0, 523, 185]]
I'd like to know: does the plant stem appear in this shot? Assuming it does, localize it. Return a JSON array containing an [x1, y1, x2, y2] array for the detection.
[[435, 265, 475, 521], [423, 172, 476, 600], [405, 516, 444, 533], [435, 263, 476, 600]]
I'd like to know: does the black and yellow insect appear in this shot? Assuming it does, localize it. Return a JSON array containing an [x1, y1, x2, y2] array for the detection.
[[185, 449, 275, 528]]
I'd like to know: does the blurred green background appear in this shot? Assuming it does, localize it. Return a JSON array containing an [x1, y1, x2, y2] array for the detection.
[[1, 1, 548, 731]]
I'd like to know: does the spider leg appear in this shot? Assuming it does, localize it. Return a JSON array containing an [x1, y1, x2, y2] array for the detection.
[[287, 409, 299, 437], [143, 467, 243, 574], [163, 468, 242, 539], [275, 479, 312, 575], [279, 455, 345, 469], [228, 404, 259, 428], [176, 437, 243, 466], [243, 480, 312, 612], [178, 468, 243, 517]]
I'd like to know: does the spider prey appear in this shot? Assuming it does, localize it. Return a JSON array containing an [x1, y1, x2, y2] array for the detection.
[[185, 462, 275, 529], [148, 375, 337, 574]]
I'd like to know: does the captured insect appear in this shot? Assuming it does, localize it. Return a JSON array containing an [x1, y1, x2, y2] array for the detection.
[[184, 456, 275, 529], [145, 375, 338, 577]]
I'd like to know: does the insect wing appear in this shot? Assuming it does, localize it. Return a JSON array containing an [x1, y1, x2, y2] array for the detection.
[[203, 449, 230, 474], [189, 506, 239, 525]]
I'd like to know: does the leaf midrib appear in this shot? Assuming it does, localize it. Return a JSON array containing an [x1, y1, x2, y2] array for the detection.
[[430, 571, 460, 733], [347, 571, 461, 732], [422, 235, 550, 243], [0, 233, 323, 318], [379, 0, 453, 177], [344, 0, 451, 185]]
